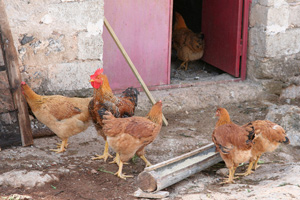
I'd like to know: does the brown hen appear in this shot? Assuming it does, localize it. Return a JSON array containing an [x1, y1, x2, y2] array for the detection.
[[99, 101, 163, 179], [172, 12, 205, 70], [21, 82, 92, 153], [213, 108, 255, 184]]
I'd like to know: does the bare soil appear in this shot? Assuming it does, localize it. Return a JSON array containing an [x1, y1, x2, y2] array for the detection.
[[1, 99, 299, 200]]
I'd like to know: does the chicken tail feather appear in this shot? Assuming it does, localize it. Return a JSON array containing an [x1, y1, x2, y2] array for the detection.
[[245, 122, 255, 143], [281, 136, 290, 144]]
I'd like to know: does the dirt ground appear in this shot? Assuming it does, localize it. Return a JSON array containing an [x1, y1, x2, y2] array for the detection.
[[1, 98, 300, 200]]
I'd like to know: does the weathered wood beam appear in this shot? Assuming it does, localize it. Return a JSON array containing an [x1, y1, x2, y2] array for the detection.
[[137, 143, 222, 192], [104, 18, 168, 126], [0, 0, 33, 146]]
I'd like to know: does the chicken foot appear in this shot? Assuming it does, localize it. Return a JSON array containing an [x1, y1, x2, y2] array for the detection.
[[236, 161, 254, 176], [252, 155, 262, 170], [115, 160, 133, 180], [50, 138, 68, 153], [109, 153, 129, 166], [178, 61, 189, 71], [237, 155, 262, 176], [140, 155, 152, 167], [92, 141, 113, 162], [220, 167, 237, 184], [56, 141, 69, 149]]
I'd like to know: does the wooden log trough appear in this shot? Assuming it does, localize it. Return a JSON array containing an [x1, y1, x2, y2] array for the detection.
[[137, 143, 222, 193]]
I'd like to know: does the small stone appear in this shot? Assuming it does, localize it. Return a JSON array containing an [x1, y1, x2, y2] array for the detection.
[[216, 168, 229, 177], [194, 76, 200, 80], [20, 35, 34, 45], [40, 14, 53, 24], [91, 169, 98, 174], [134, 188, 169, 199], [67, 165, 77, 169], [188, 128, 196, 131]]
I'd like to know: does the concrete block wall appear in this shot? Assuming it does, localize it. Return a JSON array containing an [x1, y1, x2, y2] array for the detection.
[[3, 0, 104, 96], [248, 0, 300, 98]]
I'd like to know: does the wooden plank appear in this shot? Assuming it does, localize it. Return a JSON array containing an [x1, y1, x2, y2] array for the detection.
[[137, 143, 222, 192], [0, 0, 33, 146], [104, 18, 169, 126]]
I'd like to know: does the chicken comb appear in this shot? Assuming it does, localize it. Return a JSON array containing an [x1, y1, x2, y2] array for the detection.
[[94, 68, 104, 76], [21, 81, 26, 85]]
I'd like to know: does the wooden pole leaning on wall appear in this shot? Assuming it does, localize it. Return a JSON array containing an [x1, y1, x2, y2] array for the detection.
[[137, 143, 222, 192], [0, 0, 33, 146], [104, 18, 168, 126]]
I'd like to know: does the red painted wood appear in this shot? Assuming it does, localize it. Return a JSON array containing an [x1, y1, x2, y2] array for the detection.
[[241, 0, 251, 80], [103, 0, 172, 91], [202, 0, 243, 77]]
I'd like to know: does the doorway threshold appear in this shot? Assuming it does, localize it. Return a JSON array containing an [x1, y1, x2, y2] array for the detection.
[[113, 74, 241, 94]]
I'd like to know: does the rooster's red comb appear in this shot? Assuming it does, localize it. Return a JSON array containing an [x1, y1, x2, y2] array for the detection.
[[94, 68, 104, 76], [21, 81, 26, 85]]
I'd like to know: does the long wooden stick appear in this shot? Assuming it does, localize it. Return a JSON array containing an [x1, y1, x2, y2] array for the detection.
[[104, 18, 168, 126], [0, 0, 33, 146]]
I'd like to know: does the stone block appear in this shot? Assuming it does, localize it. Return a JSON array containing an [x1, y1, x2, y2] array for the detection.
[[266, 3, 289, 35], [266, 104, 300, 146], [261, 80, 284, 95], [250, 54, 300, 81], [281, 85, 300, 99], [265, 29, 300, 57], [78, 32, 103, 60], [249, 3, 269, 27], [46, 61, 101, 91], [47, 1, 104, 32], [289, 3, 300, 27], [0, 89, 15, 113], [248, 27, 267, 56], [0, 71, 10, 90]]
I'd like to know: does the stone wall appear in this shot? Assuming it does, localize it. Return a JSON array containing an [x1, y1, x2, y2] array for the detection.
[[248, 0, 300, 98], [3, 0, 104, 96]]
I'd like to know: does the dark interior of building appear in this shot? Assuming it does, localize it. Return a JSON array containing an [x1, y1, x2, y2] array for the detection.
[[171, 0, 225, 84]]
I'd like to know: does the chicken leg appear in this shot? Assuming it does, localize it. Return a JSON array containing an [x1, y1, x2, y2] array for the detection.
[[253, 155, 262, 170], [115, 160, 133, 180], [236, 155, 262, 177], [109, 153, 129, 166], [50, 138, 68, 153], [140, 155, 152, 167], [220, 167, 237, 184], [236, 161, 254, 176], [92, 141, 113, 162], [178, 61, 189, 71]]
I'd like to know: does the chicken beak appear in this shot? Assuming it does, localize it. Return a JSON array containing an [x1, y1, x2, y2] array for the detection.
[[90, 79, 95, 82]]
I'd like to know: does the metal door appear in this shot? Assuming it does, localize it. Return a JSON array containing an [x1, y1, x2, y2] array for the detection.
[[103, 0, 172, 91], [202, 0, 250, 79]]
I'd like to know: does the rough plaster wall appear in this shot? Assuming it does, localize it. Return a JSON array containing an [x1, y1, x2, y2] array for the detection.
[[248, 0, 300, 98], [3, 0, 104, 96]]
